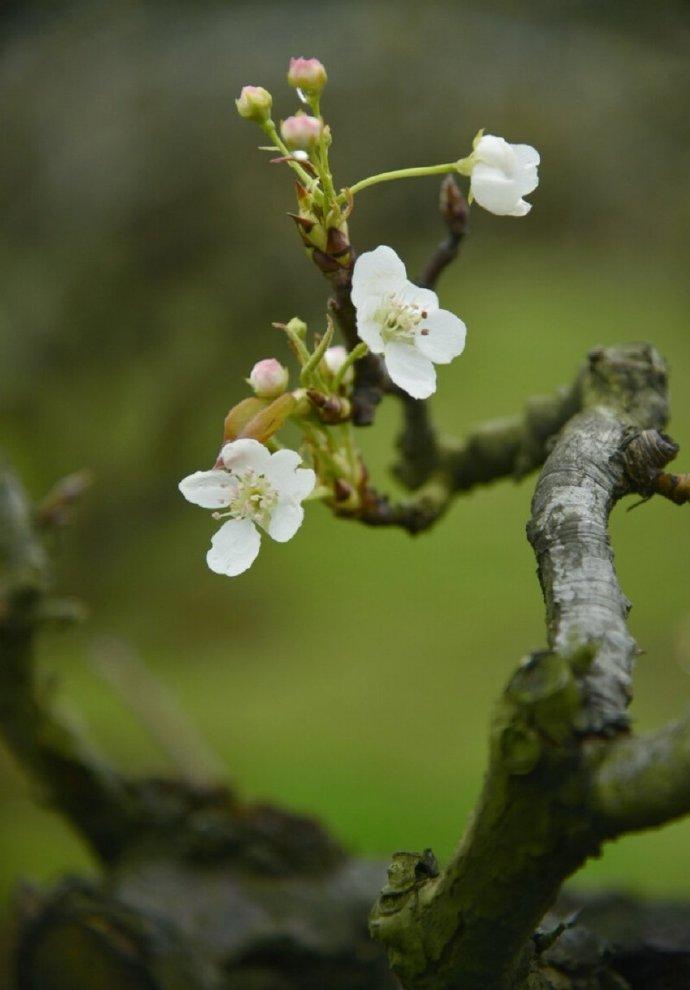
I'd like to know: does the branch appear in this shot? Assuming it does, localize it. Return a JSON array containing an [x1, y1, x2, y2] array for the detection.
[[419, 176, 470, 291], [0, 463, 137, 863], [369, 343, 687, 990], [592, 715, 690, 834], [0, 459, 352, 880], [344, 374, 582, 533], [527, 344, 669, 735]]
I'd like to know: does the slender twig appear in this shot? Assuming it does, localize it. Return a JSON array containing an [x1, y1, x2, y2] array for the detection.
[[419, 176, 469, 291]]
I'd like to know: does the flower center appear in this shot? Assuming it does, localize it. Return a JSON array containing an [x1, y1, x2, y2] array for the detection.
[[227, 469, 278, 527], [379, 293, 426, 344]]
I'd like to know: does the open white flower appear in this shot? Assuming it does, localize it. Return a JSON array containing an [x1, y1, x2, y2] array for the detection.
[[179, 439, 315, 577], [350, 246, 466, 400], [469, 134, 539, 217]]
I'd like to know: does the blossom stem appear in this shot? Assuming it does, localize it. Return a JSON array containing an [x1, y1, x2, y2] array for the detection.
[[347, 162, 460, 197], [260, 119, 314, 187], [308, 96, 339, 212], [300, 321, 334, 387]]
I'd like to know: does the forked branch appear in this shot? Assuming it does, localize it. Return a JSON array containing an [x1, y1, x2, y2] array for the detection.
[[370, 343, 689, 990]]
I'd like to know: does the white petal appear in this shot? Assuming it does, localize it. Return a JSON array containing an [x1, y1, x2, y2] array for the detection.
[[267, 500, 304, 542], [516, 164, 539, 197], [265, 449, 315, 500], [397, 282, 439, 314], [220, 438, 272, 476], [351, 245, 406, 308], [206, 518, 260, 576], [474, 134, 516, 172], [508, 199, 532, 217], [513, 144, 540, 169], [355, 297, 385, 353], [179, 470, 234, 509], [471, 167, 523, 216], [416, 309, 467, 364], [288, 468, 317, 501], [383, 341, 436, 399]]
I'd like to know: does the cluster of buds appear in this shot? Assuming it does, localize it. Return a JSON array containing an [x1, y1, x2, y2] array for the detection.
[[235, 57, 352, 277]]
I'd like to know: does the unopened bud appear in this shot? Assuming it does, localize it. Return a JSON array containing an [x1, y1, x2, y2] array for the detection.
[[235, 85, 273, 123], [281, 114, 323, 151], [323, 345, 353, 385], [306, 389, 351, 423], [248, 358, 289, 398], [287, 57, 327, 97]]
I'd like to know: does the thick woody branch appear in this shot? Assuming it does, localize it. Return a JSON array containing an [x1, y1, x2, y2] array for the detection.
[[592, 715, 690, 835], [528, 344, 669, 735], [370, 343, 686, 990]]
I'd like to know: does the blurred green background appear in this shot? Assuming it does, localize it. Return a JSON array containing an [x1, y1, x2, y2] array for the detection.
[[1, 0, 690, 954]]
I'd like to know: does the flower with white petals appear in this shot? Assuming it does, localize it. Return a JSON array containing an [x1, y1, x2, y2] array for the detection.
[[350, 246, 466, 399], [179, 439, 315, 577], [468, 134, 539, 217]]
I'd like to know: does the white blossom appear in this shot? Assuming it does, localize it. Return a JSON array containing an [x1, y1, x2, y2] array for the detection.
[[469, 134, 539, 217], [179, 439, 315, 577], [350, 246, 466, 399]]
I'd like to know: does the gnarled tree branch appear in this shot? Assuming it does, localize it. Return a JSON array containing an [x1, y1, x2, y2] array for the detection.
[[370, 343, 689, 990]]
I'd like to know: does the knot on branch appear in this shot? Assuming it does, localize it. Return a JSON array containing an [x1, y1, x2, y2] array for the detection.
[[370, 850, 440, 976], [616, 428, 690, 506], [585, 343, 668, 427], [496, 650, 588, 775]]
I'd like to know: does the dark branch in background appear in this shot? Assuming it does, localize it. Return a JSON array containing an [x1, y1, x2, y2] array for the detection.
[[0, 462, 350, 869], [0, 458, 395, 989], [0, 465, 135, 863], [370, 343, 690, 990]]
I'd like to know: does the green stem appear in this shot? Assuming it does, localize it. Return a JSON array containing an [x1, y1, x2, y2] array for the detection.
[[333, 342, 368, 392], [300, 322, 334, 386], [347, 162, 459, 197], [260, 119, 314, 187]]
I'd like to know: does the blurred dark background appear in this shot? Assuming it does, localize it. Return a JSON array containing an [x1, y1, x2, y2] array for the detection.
[[1, 0, 689, 959]]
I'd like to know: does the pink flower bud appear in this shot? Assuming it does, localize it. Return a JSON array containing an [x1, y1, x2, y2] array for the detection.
[[280, 114, 323, 151], [248, 359, 289, 398], [235, 85, 273, 122], [287, 57, 327, 97]]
